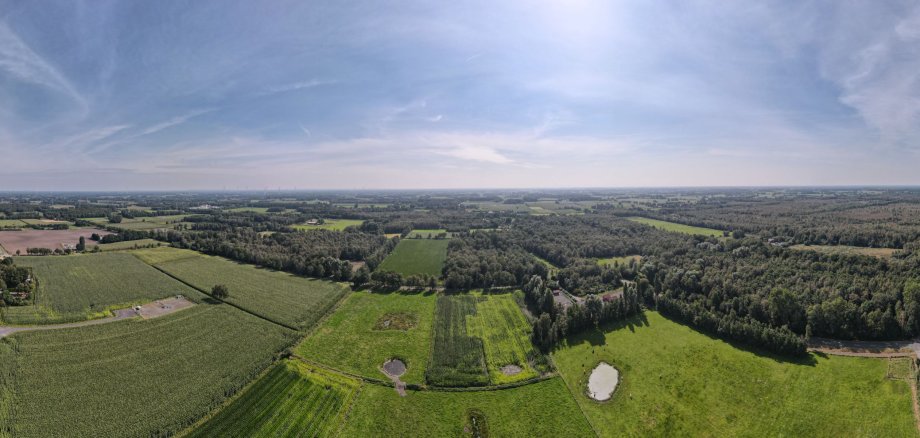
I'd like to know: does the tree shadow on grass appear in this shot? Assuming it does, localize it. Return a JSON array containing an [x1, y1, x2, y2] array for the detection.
[[655, 313, 818, 367], [561, 313, 651, 349]]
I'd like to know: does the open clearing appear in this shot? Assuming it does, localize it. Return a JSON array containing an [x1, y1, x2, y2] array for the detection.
[[406, 229, 452, 239], [81, 214, 190, 231], [376, 238, 449, 277], [626, 216, 724, 237], [5, 253, 200, 325], [134, 247, 348, 330], [297, 290, 436, 384], [342, 377, 594, 436], [93, 238, 162, 251], [597, 255, 642, 266], [552, 311, 917, 437], [0, 228, 112, 254], [293, 219, 364, 231], [187, 359, 359, 437], [0, 304, 297, 437], [789, 244, 898, 259]]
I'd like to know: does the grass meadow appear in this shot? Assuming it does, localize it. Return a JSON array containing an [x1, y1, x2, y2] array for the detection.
[[6, 253, 200, 325], [342, 377, 594, 436], [406, 229, 452, 238], [468, 292, 541, 384], [93, 238, 162, 251], [0, 304, 297, 437], [597, 254, 642, 266], [187, 359, 359, 437], [427, 294, 489, 387], [293, 219, 364, 231], [81, 215, 190, 231], [134, 247, 348, 330], [626, 216, 724, 237], [552, 311, 917, 437], [296, 290, 436, 384], [376, 239, 449, 277], [788, 244, 898, 259]]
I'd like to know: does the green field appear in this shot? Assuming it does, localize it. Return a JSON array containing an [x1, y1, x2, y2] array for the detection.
[[293, 219, 364, 231], [134, 247, 348, 330], [342, 377, 594, 436], [81, 215, 190, 231], [5, 253, 200, 325], [468, 292, 542, 384], [226, 207, 270, 213], [93, 238, 162, 252], [552, 311, 917, 437], [377, 239, 449, 277], [187, 359, 359, 437], [0, 219, 26, 228], [597, 254, 642, 266], [427, 294, 489, 387], [0, 304, 297, 437], [406, 229, 452, 239], [789, 244, 898, 259], [626, 216, 724, 237], [296, 290, 437, 384]]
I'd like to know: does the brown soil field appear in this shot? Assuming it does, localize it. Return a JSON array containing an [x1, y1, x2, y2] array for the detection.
[[0, 228, 113, 255]]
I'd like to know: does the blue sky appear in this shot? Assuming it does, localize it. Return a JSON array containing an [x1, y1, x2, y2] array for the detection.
[[1, 0, 919, 190]]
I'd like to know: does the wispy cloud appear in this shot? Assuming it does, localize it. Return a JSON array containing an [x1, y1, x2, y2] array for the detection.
[[258, 79, 331, 96], [0, 22, 84, 106], [139, 108, 214, 136]]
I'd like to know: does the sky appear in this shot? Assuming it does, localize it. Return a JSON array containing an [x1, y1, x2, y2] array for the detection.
[[1, 0, 920, 190]]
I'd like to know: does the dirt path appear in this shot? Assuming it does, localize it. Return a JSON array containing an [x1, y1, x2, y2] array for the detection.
[[0, 297, 195, 338], [809, 338, 920, 434]]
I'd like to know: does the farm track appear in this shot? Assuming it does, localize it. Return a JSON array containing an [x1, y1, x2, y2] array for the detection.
[[147, 263, 300, 331], [0, 297, 195, 338], [808, 338, 920, 435]]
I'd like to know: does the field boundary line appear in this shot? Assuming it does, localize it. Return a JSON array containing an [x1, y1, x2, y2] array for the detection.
[[335, 381, 365, 438], [551, 353, 602, 438], [146, 263, 300, 331], [291, 352, 558, 393], [174, 358, 282, 438], [295, 286, 353, 344]]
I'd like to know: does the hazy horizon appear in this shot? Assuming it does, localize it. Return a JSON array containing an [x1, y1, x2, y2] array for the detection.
[[3, 1, 920, 190]]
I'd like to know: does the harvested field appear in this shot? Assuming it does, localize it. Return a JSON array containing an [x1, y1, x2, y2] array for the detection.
[[0, 304, 297, 437], [6, 253, 201, 325], [0, 228, 112, 254], [297, 291, 436, 384], [186, 359, 359, 437]]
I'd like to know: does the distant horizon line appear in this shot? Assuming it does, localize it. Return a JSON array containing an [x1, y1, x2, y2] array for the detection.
[[3, 184, 920, 194]]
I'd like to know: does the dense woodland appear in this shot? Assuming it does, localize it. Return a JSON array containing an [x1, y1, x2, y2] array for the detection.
[[4, 189, 920, 357]]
